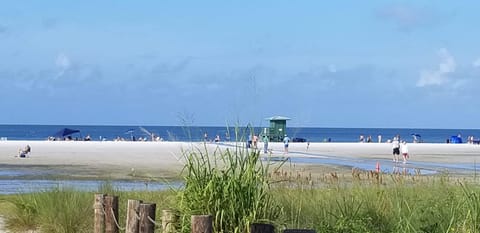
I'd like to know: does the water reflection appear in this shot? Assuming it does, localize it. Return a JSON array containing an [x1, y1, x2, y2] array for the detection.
[[265, 152, 478, 175], [0, 179, 179, 195], [391, 165, 419, 175]]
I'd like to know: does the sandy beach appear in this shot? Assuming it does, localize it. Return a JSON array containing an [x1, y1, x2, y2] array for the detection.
[[1, 140, 480, 233], [1, 140, 480, 180]]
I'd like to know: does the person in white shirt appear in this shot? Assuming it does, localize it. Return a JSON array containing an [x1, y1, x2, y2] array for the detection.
[[283, 135, 290, 154], [401, 141, 409, 164]]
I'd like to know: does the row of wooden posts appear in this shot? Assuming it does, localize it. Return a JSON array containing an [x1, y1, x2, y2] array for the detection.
[[94, 194, 314, 233]]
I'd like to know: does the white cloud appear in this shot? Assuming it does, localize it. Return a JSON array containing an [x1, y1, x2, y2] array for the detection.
[[328, 64, 337, 73], [55, 53, 71, 78], [473, 58, 480, 67], [55, 53, 70, 69], [417, 48, 456, 87], [375, 4, 441, 32]]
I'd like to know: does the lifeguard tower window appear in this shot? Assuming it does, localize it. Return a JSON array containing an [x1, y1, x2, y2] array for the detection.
[[265, 116, 290, 142]]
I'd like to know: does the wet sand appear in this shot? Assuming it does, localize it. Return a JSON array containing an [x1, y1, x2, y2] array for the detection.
[[1, 140, 480, 180]]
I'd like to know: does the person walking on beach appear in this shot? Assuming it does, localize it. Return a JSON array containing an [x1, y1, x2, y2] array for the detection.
[[262, 135, 269, 154], [283, 134, 290, 154], [401, 141, 409, 164], [392, 136, 400, 163]]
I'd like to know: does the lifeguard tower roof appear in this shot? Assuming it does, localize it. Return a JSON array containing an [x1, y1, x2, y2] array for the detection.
[[265, 116, 291, 121]]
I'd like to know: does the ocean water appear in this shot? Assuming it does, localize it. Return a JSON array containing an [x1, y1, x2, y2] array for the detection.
[[0, 124, 479, 143]]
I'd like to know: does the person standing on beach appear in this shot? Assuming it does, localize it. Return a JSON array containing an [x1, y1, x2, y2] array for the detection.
[[359, 135, 365, 142], [262, 135, 269, 154], [283, 134, 290, 154], [378, 134, 382, 143], [401, 141, 409, 164], [392, 136, 400, 163]]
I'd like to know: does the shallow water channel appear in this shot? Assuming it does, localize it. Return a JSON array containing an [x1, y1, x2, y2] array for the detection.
[[0, 179, 177, 195], [1, 151, 478, 194]]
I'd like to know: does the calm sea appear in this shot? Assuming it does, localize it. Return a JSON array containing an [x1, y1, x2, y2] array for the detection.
[[1, 125, 479, 143]]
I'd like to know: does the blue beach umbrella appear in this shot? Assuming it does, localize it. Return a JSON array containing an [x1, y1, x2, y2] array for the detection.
[[54, 128, 80, 138], [125, 129, 135, 140], [411, 133, 421, 142]]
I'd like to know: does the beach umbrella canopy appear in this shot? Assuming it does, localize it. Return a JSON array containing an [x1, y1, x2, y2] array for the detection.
[[411, 133, 421, 137], [125, 129, 135, 134], [125, 128, 136, 140], [54, 128, 80, 138]]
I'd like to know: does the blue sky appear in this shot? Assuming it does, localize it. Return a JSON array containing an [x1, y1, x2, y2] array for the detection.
[[1, 1, 479, 128]]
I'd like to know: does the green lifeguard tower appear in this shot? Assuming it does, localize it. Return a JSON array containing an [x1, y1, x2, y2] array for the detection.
[[265, 116, 290, 142]]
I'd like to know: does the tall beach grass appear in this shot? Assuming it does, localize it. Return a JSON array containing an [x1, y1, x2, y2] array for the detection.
[[176, 139, 283, 233]]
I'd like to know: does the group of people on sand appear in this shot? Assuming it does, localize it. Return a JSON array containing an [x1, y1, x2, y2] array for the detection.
[[359, 134, 383, 143], [358, 134, 411, 164], [244, 133, 291, 155], [203, 133, 225, 143], [391, 136, 409, 164], [247, 134, 260, 149], [466, 135, 478, 144]]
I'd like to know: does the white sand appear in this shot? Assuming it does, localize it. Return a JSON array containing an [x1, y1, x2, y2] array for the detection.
[[277, 142, 480, 163], [0, 141, 192, 179], [1, 141, 480, 179]]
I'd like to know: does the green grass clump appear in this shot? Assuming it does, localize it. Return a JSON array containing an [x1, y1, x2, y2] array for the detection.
[[275, 179, 480, 233], [176, 143, 281, 233], [1, 187, 92, 233], [1, 174, 479, 232]]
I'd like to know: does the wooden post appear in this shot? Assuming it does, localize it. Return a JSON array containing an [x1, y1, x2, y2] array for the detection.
[[139, 203, 156, 233], [104, 195, 119, 233], [94, 194, 106, 233], [191, 215, 213, 233], [126, 199, 143, 233], [250, 223, 274, 233], [162, 209, 178, 233]]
